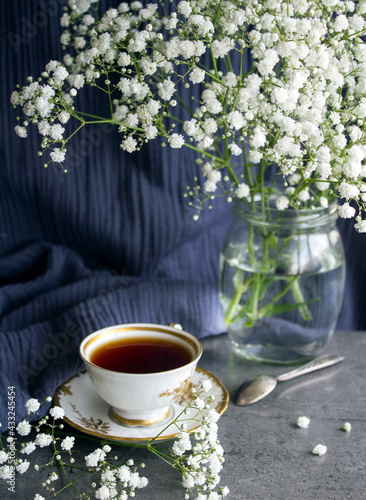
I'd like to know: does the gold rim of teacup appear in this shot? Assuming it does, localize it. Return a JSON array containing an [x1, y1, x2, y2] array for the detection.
[[80, 324, 202, 374]]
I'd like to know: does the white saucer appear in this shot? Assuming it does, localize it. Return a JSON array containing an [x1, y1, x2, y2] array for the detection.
[[53, 367, 229, 442]]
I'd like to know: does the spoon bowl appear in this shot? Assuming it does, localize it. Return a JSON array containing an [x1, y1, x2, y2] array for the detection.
[[234, 354, 345, 406]]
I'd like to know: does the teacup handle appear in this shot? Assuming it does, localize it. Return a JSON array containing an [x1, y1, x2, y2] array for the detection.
[[168, 323, 183, 330]]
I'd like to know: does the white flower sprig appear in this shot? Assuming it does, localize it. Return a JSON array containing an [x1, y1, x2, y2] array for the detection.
[[10, 0, 366, 231], [146, 379, 229, 500], [0, 380, 229, 499]]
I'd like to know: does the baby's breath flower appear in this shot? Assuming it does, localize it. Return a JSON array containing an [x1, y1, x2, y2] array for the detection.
[[58, 111, 70, 124], [16, 420, 32, 436], [50, 149, 66, 163], [172, 432, 192, 456], [16, 460, 30, 474], [221, 486, 230, 497], [342, 422, 352, 432], [14, 125, 28, 138], [338, 203, 356, 219], [49, 124, 65, 141], [0, 465, 13, 480], [120, 137, 137, 153], [312, 444, 327, 456], [354, 218, 366, 232], [21, 442, 36, 455], [49, 472, 58, 482], [236, 183, 250, 199], [177, 1, 192, 17], [206, 409, 220, 424], [35, 433, 53, 448], [25, 399, 40, 414], [49, 406, 65, 420], [61, 436, 75, 451], [189, 67, 205, 84], [227, 111, 245, 131], [201, 380, 213, 393], [228, 143, 242, 156], [85, 449, 106, 467], [276, 195, 290, 211], [195, 397, 206, 409], [297, 416, 310, 429], [95, 485, 111, 500], [168, 133, 184, 149]]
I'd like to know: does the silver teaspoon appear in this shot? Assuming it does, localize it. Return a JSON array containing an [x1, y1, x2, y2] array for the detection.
[[234, 353, 345, 406]]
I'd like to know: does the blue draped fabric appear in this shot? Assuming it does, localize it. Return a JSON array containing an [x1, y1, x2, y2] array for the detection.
[[0, 0, 365, 428]]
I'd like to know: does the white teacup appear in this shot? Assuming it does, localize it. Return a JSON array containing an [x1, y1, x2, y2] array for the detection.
[[79, 323, 202, 427]]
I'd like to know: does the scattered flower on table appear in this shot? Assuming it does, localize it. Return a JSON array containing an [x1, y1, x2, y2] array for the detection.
[[342, 422, 352, 432], [296, 416, 310, 429], [312, 444, 327, 456]]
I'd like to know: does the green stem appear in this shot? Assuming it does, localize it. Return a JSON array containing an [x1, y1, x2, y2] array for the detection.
[[74, 111, 111, 120], [248, 222, 256, 265], [249, 272, 261, 323], [257, 275, 298, 318], [225, 161, 240, 186], [107, 79, 114, 119], [148, 404, 190, 444], [290, 278, 313, 320], [83, 119, 118, 125], [243, 142, 253, 187], [213, 0, 223, 28], [183, 142, 225, 164], [62, 123, 84, 144], [224, 290, 242, 324], [146, 444, 176, 468]]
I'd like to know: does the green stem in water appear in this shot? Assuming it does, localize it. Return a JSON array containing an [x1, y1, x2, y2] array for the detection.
[[224, 289, 243, 323], [290, 278, 313, 321], [249, 272, 261, 325], [248, 223, 256, 265]]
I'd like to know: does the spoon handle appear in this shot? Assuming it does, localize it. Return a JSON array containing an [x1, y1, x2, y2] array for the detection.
[[276, 354, 345, 382]]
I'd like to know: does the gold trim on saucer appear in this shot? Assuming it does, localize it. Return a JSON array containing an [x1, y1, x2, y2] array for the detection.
[[53, 367, 229, 443]]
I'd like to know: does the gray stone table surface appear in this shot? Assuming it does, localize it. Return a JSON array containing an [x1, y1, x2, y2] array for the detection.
[[1, 330, 365, 500]]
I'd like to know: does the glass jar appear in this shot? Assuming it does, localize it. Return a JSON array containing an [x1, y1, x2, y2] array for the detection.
[[219, 198, 345, 364]]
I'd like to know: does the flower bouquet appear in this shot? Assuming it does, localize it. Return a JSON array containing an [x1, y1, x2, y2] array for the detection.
[[10, 0, 366, 360]]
